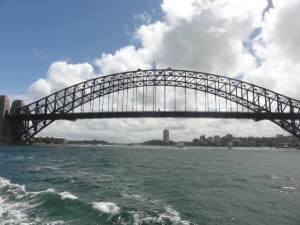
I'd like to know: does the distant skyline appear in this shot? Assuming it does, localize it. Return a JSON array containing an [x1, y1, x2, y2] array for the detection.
[[1, 0, 300, 142]]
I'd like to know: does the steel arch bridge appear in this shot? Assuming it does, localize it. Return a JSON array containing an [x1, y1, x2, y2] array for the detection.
[[7, 69, 300, 143]]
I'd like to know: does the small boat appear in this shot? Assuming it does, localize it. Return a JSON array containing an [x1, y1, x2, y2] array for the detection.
[[175, 143, 185, 148]]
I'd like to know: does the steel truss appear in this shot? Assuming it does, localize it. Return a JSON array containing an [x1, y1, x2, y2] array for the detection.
[[8, 69, 300, 143]]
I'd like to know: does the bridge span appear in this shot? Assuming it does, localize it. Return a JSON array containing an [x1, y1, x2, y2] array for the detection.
[[1, 69, 300, 143]]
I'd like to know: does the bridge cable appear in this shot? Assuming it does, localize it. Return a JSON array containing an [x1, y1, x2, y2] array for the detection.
[[136, 85, 138, 112], [153, 83, 155, 112], [174, 86, 176, 111], [132, 83, 134, 111], [145, 84, 148, 111], [92, 87, 95, 112], [122, 86, 124, 112], [89, 90, 92, 112], [154, 85, 156, 112], [205, 90, 207, 112], [215, 89, 217, 112], [117, 88, 119, 112], [92, 94, 95, 112], [207, 89, 209, 112], [229, 84, 232, 111], [225, 83, 228, 112], [112, 90, 115, 112], [102, 95, 104, 112], [195, 89, 198, 112], [164, 84, 166, 111], [236, 87, 238, 112], [107, 93, 110, 112], [126, 88, 129, 112], [98, 94, 101, 112], [185, 77, 187, 112], [142, 84, 145, 111], [219, 93, 221, 112]]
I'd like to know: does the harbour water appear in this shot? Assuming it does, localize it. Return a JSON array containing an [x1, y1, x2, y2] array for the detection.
[[0, 145, 299, 224]]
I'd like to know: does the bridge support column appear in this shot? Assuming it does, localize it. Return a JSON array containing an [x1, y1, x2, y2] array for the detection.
[[0, 96, 25, 144], [9, 100, 25, 144], [0, 96, 10, 143]]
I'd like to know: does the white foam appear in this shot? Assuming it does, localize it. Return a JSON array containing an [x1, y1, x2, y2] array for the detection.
[[44, 165, 60, 170], [282, 186, 295, 190], [59, 191, 78, 200], [0, 177, 26, 199], [158, 206, 191, 225], [28, 188, 56, 197], [129, 205, 192, 225], [46, 188, 56, 192], [0, 177, 41, 224], [121, 192, 146, 202], [0, 198, 32, 224], [47, 220, 65, 225], [121, 191, 162, 205], [77, 169, 90, 175], [0, 177, 75, 224], [121, 192, 191, 224], [92, 202, 120, 215], [0, 177, 10, 187]]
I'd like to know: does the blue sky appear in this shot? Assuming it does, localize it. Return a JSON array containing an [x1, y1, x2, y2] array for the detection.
[[1, 0, 300, 141], [0, 0, 161, 95]]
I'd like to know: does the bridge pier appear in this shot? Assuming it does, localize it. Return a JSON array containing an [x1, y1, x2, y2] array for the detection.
[[0, 96, 10, 143], [0, 95, 25, 144]]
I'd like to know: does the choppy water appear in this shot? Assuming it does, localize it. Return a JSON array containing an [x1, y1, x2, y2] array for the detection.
[[0, 145, 299, 225]]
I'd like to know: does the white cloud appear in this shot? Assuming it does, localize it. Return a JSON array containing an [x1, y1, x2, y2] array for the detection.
[[134, 11, 152, 24], [245, 0, 300, 99], [29, 61, 96, 100], [29, 78, 51, 99], [94, 45, 151, 75], [29, 0, 300, 142]]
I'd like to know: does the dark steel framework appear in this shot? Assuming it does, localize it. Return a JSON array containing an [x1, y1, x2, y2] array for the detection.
[[7, 69, 300, 143]]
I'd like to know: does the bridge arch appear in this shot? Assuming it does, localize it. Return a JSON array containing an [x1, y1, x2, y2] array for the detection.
[[8, 69, 300, 143]]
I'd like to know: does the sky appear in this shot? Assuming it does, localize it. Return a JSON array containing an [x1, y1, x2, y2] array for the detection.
[[1, 0, 300, 143]]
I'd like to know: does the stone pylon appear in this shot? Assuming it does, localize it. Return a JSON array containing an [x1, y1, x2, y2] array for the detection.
[[0, 96, 25, 144], [9, 100, 25, 143], [0, 95, 10, 143]]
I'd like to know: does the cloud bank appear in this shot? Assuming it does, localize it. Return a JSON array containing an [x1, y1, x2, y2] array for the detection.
[[27, 0, 300, 142]]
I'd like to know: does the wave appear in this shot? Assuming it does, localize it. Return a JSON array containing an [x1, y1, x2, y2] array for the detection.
[[0, 177, 81, 224], [1, 176, 195, 224], [92, 202, 120, 215], [0, 177, 41, 224], [121, 191, 194, 224], [59, 191, 78, 200]]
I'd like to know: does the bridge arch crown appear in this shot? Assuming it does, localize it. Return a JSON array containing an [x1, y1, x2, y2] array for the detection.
[[10, 69, 300, 143]]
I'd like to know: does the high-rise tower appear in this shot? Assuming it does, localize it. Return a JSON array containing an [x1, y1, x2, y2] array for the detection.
[[163, 129, 169, 144]]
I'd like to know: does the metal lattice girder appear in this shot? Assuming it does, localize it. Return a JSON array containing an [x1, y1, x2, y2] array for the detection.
[[8, 69, 300, 143]]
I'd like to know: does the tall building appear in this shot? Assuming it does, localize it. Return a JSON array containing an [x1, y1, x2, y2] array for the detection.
[[200, 135, 205, 141], [214, 135, 220, 146], [226, 133, 233, 142], [163, 129, 169, 144]]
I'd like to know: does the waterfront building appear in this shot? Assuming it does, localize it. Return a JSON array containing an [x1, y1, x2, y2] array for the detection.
[[163, 129, 169, 144], [200, 135, 205, 141]]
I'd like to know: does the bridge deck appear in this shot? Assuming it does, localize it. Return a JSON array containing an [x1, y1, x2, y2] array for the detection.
[[7, 111, 300, 121]]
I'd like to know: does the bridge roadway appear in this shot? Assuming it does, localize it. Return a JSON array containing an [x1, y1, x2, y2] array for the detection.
[[7, 111, 300, 121]]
